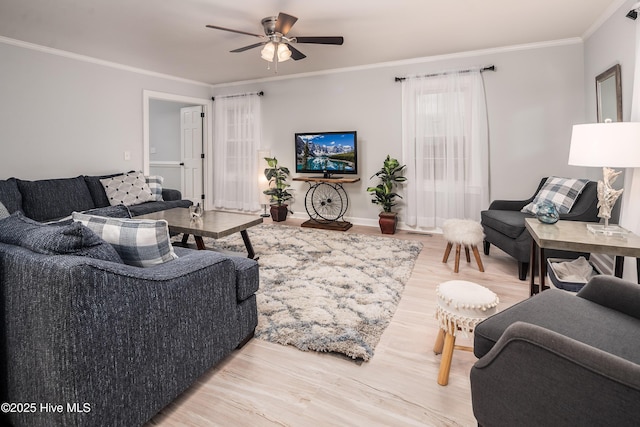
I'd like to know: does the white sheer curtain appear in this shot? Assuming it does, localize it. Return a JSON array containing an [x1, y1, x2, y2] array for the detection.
[[401, 68, 489, 228], [213, 94, 262, 212]]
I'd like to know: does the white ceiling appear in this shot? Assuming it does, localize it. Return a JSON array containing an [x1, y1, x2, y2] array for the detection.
[[0, 0, 623, 85]]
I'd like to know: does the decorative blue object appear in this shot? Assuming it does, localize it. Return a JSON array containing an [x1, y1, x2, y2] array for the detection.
[[536, 202, 559, 224]]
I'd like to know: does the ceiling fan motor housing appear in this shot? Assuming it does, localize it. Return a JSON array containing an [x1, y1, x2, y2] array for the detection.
[[261, 16, 278, 36]]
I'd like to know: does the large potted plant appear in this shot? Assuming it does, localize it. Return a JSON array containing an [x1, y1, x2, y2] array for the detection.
[[367, 155, 407, 234], [263, 157, 294, 222]]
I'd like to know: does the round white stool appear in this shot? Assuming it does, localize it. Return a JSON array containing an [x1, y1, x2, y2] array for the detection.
[[433, 280, 499, 385], [442, 219, 485, 273]]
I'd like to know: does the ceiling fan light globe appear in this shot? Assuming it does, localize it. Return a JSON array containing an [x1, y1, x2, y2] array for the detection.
[[277, 43, 292, 62], [260, 42, 275, 62]]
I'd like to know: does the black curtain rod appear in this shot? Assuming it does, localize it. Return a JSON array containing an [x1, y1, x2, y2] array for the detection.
[[394, 65, 495, 82], [212, 91, 264, 101]]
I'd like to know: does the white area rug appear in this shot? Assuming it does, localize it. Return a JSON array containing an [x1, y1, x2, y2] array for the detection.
[[198, 224, 423, 361]]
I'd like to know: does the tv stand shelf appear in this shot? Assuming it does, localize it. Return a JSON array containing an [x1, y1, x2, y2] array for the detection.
[[293, 177, 360, 231]]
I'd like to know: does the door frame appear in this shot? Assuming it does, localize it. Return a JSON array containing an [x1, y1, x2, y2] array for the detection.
[[143, 90, 214, 209]]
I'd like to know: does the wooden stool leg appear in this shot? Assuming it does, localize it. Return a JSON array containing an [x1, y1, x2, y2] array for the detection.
[[442, 242, 453, 263], [465, 245, 471, 263], [433, 329, 445, 354], [471, 245, 485, 272], [454, 244, 461, 273], [438, 331, 456, 386]]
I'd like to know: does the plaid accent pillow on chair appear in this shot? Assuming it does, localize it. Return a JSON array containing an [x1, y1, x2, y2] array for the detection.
[[521, 177, 590, 215], [72, 212, 177, 267]]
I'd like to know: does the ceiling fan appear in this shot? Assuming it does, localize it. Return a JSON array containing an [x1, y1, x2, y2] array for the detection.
[[206, 12, 344, 64]]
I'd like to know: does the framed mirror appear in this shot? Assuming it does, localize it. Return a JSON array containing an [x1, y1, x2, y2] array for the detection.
[[596, 64, 622, 123]]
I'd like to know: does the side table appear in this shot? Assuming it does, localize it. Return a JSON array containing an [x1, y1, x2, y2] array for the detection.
[[293, 177, 360, 231], [525, 218, 640, 296]]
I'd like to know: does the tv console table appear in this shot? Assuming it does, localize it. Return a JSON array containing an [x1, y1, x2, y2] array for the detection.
[[293, 177, 360, 231]]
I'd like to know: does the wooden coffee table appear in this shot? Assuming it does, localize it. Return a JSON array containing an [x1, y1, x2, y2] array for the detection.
[[138, 208, 263, 259]]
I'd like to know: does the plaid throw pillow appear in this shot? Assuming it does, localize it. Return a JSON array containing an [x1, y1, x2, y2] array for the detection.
[[521, 177, 590, 215], [72, 212, 178, 267], [100, 172, 154, 207], [145, 175, 164, 202]]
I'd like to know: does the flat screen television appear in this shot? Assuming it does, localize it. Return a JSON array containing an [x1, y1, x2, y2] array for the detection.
[[295, 131, 357, 178]]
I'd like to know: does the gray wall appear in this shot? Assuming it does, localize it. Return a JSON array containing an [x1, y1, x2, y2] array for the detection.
[[0, 42, 210, 180], [581, 1, 637, 214], [149, 99, 194, 162], [149, 100, 196, 189], [213, 41, 586, 227]]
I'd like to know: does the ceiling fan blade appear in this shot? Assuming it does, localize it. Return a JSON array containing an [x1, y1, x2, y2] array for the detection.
[[275, 12, 298, 36], [230, 42, 266, 53], [205, 24, 262, 38], [295, 36, 344, 45], [287, 44, 306, 61]]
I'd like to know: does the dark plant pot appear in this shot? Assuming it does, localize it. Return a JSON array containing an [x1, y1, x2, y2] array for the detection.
[[378, 212, 398, 234], [270, 204, 289, 222]]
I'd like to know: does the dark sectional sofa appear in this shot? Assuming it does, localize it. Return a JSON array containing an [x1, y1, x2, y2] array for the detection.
[[0, 174, 260, 427], [0, 173, 193, 222]]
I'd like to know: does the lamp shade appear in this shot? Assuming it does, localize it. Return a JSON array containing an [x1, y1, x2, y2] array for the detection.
[[569, 122, 640, 167]]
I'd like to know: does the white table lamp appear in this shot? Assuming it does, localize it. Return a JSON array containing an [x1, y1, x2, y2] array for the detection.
[[569, 122, 640, 234]]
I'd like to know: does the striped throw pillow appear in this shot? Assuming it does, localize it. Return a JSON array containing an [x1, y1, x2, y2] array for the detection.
[[72, 212, 177, 267]]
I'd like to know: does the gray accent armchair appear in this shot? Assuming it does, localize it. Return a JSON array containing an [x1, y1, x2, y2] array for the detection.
[[481, 177, 599, 280], [470, 276, 640, 427]]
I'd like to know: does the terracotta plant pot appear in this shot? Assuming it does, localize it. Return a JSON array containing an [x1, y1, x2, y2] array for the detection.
[[378, 212, 398, 234], [270, 204, 289, 222]]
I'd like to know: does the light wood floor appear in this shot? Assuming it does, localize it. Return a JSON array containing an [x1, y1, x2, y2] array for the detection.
[[148, 217, 530, 427]]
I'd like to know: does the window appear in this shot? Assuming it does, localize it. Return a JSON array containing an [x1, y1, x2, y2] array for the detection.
[[402, 69, 489, 228]]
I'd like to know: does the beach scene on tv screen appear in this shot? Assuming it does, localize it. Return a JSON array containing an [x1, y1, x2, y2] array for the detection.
[[296, 133, 356, 172]]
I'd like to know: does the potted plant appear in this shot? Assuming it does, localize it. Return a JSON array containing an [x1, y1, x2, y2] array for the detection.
[[367, 155, 407, 234], [263, 157, 294, 222]]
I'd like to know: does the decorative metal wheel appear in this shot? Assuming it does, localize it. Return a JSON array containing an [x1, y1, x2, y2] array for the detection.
[[307, 183, 348, 222]]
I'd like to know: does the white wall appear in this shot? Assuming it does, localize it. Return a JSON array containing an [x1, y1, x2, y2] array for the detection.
[[0, 41, 210, 180], [213, 41, 586, 227]]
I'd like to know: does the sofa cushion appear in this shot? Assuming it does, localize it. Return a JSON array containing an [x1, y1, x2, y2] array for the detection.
[[17, 176, 96, 222], [0, 212, 122, 262], [84, 173, 124, 208], [521, 177, 590, 215], [0, 178, 23, 214], [146, 175, 164, 202], [83, 204, 132, 218], [100, 172, 154, 207], [127, 199, 193, 217], [72, 212, 178, 267], [481, 209, 531, 239]]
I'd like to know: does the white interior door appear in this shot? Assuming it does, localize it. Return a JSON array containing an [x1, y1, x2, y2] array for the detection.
[[181, 106, 203, 204]]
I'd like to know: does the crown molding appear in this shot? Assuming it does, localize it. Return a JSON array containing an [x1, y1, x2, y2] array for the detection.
[[211, 38, 584, 89], [0, 35, 212, 88]]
